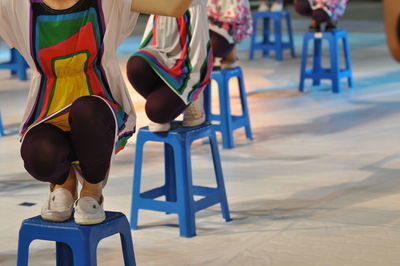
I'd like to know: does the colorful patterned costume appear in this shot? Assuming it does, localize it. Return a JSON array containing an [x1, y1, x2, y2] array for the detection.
[[308, 0, 349, 21], [134, 0, 213, 105], [207, 0, 253, 44], [0, 0, 138, 153]]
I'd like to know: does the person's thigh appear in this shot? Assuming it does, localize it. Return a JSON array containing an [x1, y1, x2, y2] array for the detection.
[[145, 84, 187, 123], [69, 96, 116, 184], [126, 56, 164, 98], [21, 123, 73, 184]]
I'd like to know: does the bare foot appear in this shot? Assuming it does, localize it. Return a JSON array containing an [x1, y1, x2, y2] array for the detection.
[[80, 180, 103, 203]]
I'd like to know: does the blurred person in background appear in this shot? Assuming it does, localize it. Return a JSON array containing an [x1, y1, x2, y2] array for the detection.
[[295, 0, 349, 32], [207, 0, 253, 69], [258, 0, 284, 12]]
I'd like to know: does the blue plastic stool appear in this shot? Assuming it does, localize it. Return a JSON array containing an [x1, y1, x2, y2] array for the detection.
[[0, 48, 29, 81], [0, 110, 4, 136], [249, 11, 296, 61], [299, 30, 354, 93], [17, 212, 136, 266], [130, 123, 231, 238], [204, 67, 253, 149]]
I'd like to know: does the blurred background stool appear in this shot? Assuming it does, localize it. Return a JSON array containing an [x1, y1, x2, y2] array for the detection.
[[299, 30, 354, 93], [204, 67, 253, 149], [0, 48, 29, 81], [249, 11, 296, 61], [130, 123, 231, 238], [17, 211, 136, 266]]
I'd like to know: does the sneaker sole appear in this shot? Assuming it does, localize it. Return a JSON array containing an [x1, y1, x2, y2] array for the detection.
[[148, 124, 171, 132], [74, 216, 106, 225], [41, 212, 72, 223]]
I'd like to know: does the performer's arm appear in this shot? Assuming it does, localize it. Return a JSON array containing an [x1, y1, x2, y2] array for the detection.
[[131, 0, 192, 17]]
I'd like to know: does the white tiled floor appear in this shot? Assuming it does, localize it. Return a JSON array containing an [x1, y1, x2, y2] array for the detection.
[[1, 8, 400, 266]]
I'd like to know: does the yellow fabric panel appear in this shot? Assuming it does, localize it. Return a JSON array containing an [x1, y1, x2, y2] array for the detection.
[[46, 52, 91, 131], [46, 112, 71, 131]]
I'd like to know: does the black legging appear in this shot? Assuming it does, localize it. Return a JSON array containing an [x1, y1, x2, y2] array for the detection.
[[126, 56, 187, 124], [20, 96, 116, 185], [295, 0, 331, 23], [209, 30, 236, 58]]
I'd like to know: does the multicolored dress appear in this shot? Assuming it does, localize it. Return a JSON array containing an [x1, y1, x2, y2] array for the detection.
[[133, 0, 213, 104], [309, 0, 349, 21], [207, 0, 253, 44], [0, 0, 138, 153]]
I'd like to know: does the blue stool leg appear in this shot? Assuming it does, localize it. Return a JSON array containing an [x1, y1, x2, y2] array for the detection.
[[342, 34, 354, 88], [130, 137, 146, 229], [209, 130, 231, 222], [17, 233, 32, 266], [237, 70, 253, 140], [204, 84, 212, 123], [274, 16, 283, 61], [71, 240, 97, 266], [16, 52, 28, 81], [299, 35, 309, 92], [174, 141, 196, 237], [219, 75, 235, 149], [263, 17, 271, 57], [119, 218, 136, 266], [286, 13, 296, 58], [10, 49, 17, 77], [249, 15, 258, 60], [330, 35, 340, 93], [56, 242, 74, 266], [165, 143, 177, 203], [313, 38, 323, 86], [0, 110, 4, 136]]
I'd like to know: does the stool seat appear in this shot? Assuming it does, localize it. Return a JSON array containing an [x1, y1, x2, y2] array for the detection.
[[249, 11, 296, 61], [204, 67, 253, 149], [0, 48, 29, 81], [299, 30, 354, 93], [130, 122, 231, 237], [17, 211, 136, 266]]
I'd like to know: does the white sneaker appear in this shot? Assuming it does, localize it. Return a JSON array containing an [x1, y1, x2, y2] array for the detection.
[[183, 93, 206, 127], [41, 188, 75, 222], [258, 2, 269, 12], [74, 196, 105, 225], [270, 2, 283, 12], [148, 122, 171, 132]]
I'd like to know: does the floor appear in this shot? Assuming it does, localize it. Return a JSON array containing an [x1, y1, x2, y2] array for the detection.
[[1, 3, 400, 266]]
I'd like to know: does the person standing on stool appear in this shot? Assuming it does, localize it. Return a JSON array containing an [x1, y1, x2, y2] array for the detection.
[[295, 0, 349, 32], [207, 0, 253, 69], [0, 0, 194, 225], [126, 0, 213, 132]]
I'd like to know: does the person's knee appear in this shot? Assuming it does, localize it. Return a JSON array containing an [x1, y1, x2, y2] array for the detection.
[[69, 96, 112, 125], [21, 127, 70, 184], [126, 56, 147, 84], [145, 92, 186, 123], [295, 0, 312, 16], [145, 100, 176, 123], [210, 30, 234, 58], [312, 9, 330, 24], [80, 161, 110, 184]]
